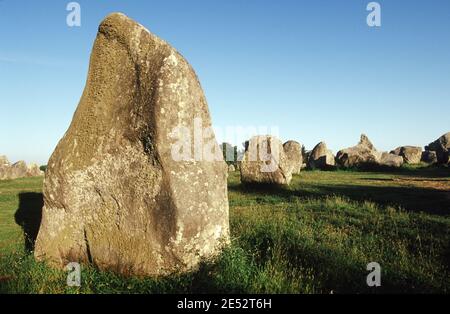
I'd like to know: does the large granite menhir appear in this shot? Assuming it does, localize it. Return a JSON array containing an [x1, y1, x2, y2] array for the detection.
[[35, 13, 229, 276]]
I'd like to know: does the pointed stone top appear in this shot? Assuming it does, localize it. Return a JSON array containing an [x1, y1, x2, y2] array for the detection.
[[311, 141, 328, 156], [100, 13, 142, 35], [359, 134, 375, 150], [439, 132, 450, 147], [97, 12, 172, 63], [316, 141, 327, 148], [12, 160, 27, 167]]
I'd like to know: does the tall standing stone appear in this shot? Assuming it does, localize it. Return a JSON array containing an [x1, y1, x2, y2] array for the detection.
[[283, 141, 302, 174], [34, 13, 229, 276]]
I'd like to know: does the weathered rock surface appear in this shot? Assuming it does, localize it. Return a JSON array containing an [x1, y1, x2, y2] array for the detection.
[[421, 151, 437, 164], [10, 161, 28, 178], [425, 132, 450, 164], [390, 147, 401, 156], [0, 166, 8, 180], [336, 134, 403, 168], [283, 140, 302, 174], [379, 152, 404, 168], [336, 134, 381, 168], [308, 142, 335, 170], [228, 164, 235, 172], [390, 146, 422, 164], [359, 134, 375, 150], [0, 155, 10, 166], [27, 163, 43, 176], [0, 157, 44, 180], [240, 135, 293, 185], [34, 13, 229, 276]]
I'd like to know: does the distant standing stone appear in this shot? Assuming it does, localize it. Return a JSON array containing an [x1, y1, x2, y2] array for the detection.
[[421, 150, 438, 164], [379, 152, 404, 168], [0, 157, 43, 180], [336, 134, 403, 168], [0, 155, 10, 167], [425, 132, 450, 164], [390, 146, 422, 164], [27, 163, 43, 177], [308, 142, 335, 170], [283, 140, 303, 174], [9, 161, 28, 179], [336, 134, 381, 168], [240, 135, 293, 185]]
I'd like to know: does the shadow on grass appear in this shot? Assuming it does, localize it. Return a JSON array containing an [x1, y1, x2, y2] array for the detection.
[[14, 192, 43, 252], [338, 164, 450, 178], [230, 182, 449, 216], [280, 238, 445, 293], [313, 184, 449, 215], [398, 164, 450, 178]]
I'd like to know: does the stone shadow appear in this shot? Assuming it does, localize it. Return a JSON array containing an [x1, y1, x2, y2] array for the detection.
[[339, 164, 450, 178], [14, 192, 43, 252], [229, 182, 450, 216]]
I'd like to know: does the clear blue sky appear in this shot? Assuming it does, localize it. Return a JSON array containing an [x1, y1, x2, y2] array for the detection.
[[1, 0, 449, 165]]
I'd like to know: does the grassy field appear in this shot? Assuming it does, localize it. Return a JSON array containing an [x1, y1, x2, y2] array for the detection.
[[0, 165, 449, 294]]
